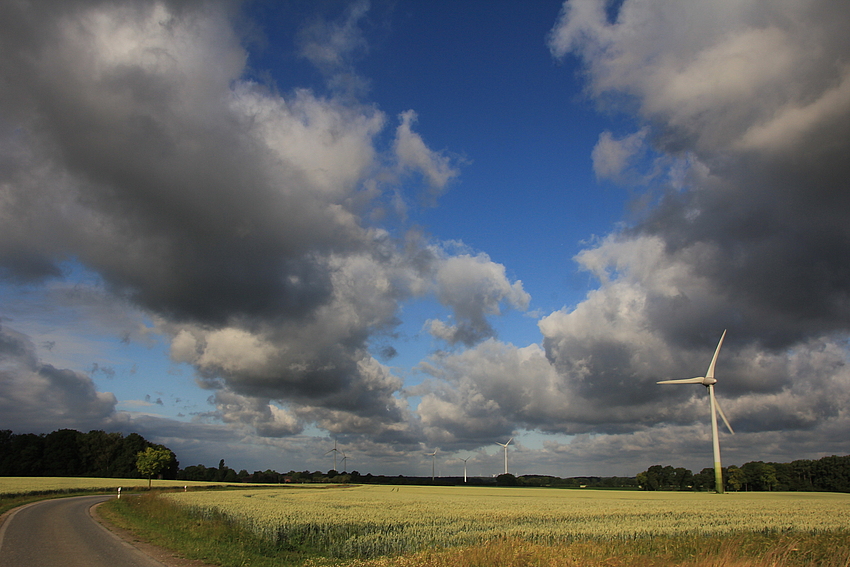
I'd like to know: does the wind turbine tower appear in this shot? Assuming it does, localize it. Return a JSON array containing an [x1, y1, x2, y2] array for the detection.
[[426, 450, 437, 481], [325, 439, 340, 472], [657, 330, 735, 494], [461, 457, 470, 483], [495, 437, 513, 475]]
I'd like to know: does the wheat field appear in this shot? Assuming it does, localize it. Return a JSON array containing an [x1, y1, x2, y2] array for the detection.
[[0, 476, 236, 495], [162, 485, 850, 560]]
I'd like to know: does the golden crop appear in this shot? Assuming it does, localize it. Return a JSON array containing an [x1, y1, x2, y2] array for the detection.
[[0, 477, 232, 495], [163, 485, 850, 559]]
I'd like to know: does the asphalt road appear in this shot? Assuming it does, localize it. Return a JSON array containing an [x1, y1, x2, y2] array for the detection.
[[0, 495, 167, 567]]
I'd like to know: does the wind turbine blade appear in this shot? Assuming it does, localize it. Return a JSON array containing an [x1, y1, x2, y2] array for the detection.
[[705, 329, 727, 381], [657, 377, 706, 384], [715, 397, 734, 434], [507, 437, 513, 445]]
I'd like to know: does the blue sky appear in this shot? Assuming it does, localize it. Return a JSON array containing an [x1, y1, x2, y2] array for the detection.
[[2, 0, 849, 478]]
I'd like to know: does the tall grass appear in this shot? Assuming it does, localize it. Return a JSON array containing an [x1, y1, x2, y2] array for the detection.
[[100, 492, 309, 567]]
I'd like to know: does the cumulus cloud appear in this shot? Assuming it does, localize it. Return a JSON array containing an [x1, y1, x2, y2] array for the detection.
[[428, 253, 530, 346], [484, 0, 850, 457], [3, 0, 847, 473], [211, 390, 302, 437], [548, 0, 850, 342], [591, 128, 647, 182], [0, 324, 117, 431], [385, 0, 850, 466], [394, 110, 459, 197], [0, 0, 525, 447]]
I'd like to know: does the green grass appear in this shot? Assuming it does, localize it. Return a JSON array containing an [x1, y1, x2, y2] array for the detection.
[[99, 487, 850, 567], [100, 491, 310, 567]]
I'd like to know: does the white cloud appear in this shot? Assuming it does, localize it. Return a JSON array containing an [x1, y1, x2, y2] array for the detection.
[[591, 129, 647, 181], [428, 253, 530, 346], [550, 0, 850, 154], [212, 390, 302, 437], [394, 110, 459, 193]]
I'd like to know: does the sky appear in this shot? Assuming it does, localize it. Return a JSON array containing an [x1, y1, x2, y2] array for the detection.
[[1, 0, 849, 479]]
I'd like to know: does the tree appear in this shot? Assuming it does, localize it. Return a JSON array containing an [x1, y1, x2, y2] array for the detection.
[[761, 464, 778, 491], [727, 465, 745, 492], [136, 447, 175, 488], [672, 467, 693, 490], [496, 473, 518, 486]]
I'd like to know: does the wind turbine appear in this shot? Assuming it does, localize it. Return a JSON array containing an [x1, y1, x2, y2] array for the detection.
[[657, 330, 734, 494], [426, 449, 437, 481], [495, 437, 513, 475], [325, 439, 340, 472], [340, 451, 347, 473], [461, 457, 470, 483]]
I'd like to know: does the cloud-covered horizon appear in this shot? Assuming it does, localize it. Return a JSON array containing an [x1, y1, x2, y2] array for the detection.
[[2, 0, 849, 475]]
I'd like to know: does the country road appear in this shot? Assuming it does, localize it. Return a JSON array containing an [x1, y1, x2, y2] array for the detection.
[[0, 494, 170, 567]]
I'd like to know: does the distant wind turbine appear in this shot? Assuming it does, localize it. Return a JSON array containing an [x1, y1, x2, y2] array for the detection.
[[426, 449, 437, 481], [461, 457, 470, 483], [325, 439, 340, 472], [340, 451, 347, 473], [495, 437, 513, 475], [657, 330, 735, 494]]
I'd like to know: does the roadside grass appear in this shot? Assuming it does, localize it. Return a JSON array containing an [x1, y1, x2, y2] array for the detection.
[[100, 491, 313, 567], [100, 491, 850, 567]]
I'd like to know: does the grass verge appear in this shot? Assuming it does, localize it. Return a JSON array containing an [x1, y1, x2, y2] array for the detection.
[[100, 492, 850, 567], [100, 491, 314, 567]]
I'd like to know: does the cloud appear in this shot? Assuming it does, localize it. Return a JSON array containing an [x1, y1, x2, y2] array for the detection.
[[394, 110, 459, 197], [2, 0, 847, 474], [297, 0, 372, 95], [591, 128, 647, 182], [468, 0, 850, 458], [0, 0, 529, 447], [428, 252, 530, 347], [0, 324, 117, 432], [395, 0, 850, 469], [211, 390, 302, 437], [549, 0, 850, 344]]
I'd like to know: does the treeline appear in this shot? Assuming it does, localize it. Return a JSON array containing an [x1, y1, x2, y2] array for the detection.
[[637, 455, 850, 492], [494, 473, 637, 488], [176, 464, 640, 488], [0, 429, 178, 479]]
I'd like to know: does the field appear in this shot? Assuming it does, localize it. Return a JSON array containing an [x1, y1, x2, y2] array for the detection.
[[0, 476, 238, 496], [160, 485, 850, 561]]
